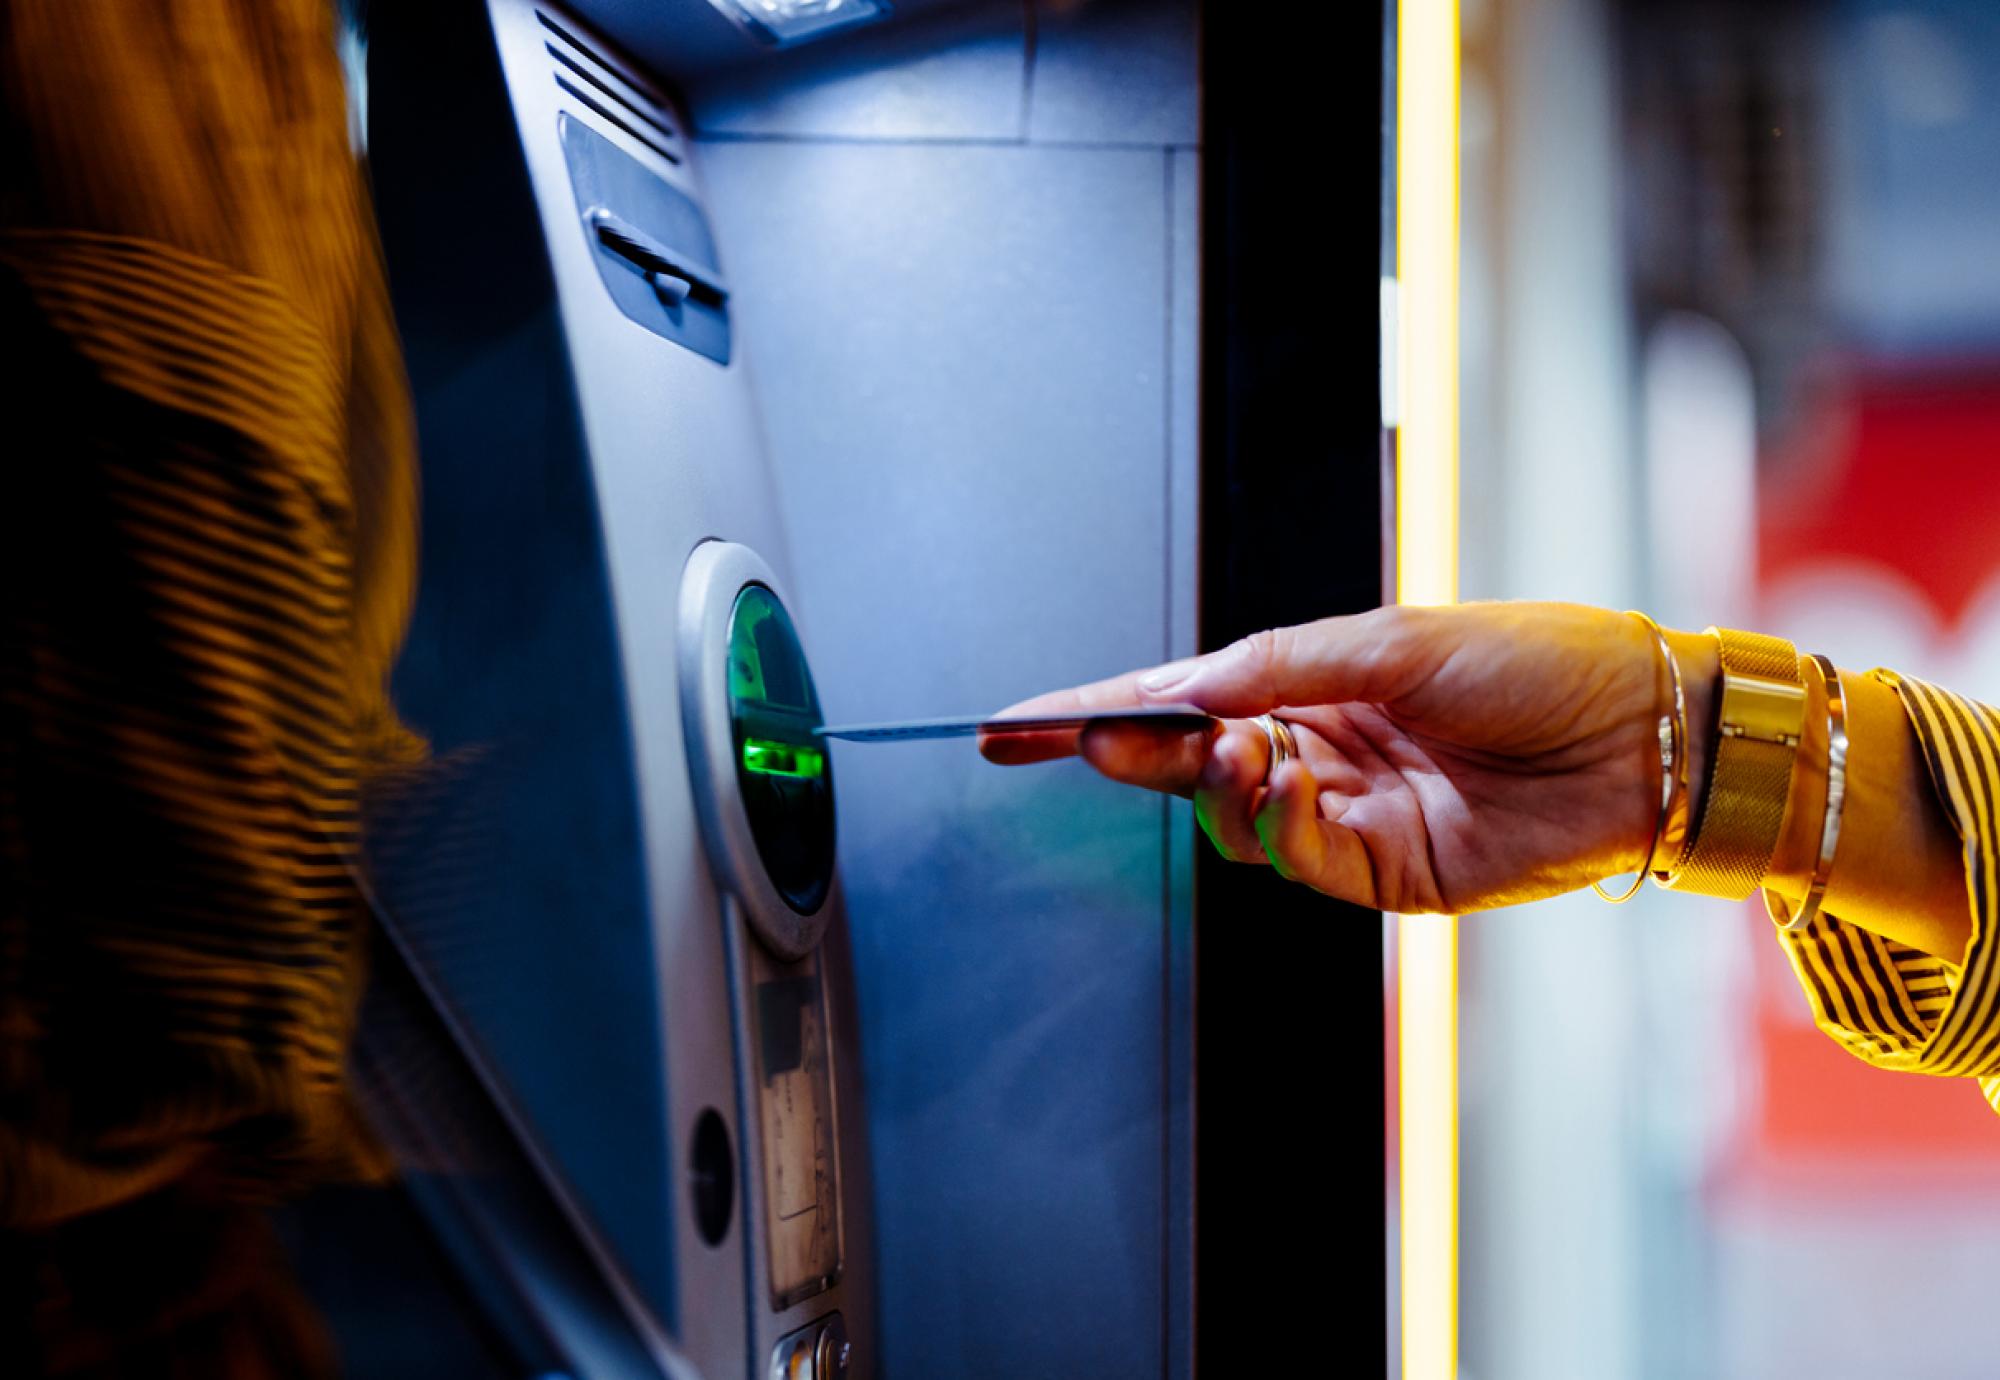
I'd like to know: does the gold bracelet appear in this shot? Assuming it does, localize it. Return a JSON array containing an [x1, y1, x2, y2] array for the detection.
[[1667, 627, 1805, 901], [1646, 617, 1694, 889], [1593, 611, 1684, 903], [1764, 655, 1848, 933]]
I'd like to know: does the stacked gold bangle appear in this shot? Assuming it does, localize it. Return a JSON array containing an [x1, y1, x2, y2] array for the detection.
[[1669, 628, 1806, 900], [1764, 655, 1849, 933], [1591, 612, 1684, 903], [1595, 622, 1849, 921]]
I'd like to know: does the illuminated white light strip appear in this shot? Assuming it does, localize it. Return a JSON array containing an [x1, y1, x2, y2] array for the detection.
[[1395, 0, 1459, 1378], [707, 0, 888, 46]]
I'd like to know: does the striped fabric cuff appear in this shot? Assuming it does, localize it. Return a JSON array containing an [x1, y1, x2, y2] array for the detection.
[[1773, 673, 2000, 1091]]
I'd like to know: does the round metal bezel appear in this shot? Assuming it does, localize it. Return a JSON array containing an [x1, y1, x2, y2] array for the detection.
[[678, 540, 832, 960]]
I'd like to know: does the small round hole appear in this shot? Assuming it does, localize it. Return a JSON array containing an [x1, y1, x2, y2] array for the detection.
[[689, 1107, 734, 1247]]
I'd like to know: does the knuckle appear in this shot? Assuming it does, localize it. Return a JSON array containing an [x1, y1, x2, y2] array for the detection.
[[1368, 603, 1409, 635], [1235, 630, 1279, 682], [1366, 604, 1417, 643], [1263, 626, 1304, 695], [1357, 604, 1433, 693], [1204, 732, 1257, 789]]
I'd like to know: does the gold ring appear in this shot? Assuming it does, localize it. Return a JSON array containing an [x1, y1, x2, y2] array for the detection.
[[1254, 714, 1296, 783]]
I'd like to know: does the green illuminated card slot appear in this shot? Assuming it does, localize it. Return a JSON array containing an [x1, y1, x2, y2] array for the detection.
[[742, 738, 826, 780]]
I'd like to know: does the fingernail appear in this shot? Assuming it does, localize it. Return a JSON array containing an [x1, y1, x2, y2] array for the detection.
[[1139, 657, 1200, 695]]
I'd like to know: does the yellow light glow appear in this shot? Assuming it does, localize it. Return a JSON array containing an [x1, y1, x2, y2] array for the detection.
[[1396, 0, 1460, 1377]]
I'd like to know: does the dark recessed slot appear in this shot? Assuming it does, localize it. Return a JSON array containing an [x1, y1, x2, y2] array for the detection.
[[545, 42, 679, 144], [591, 219, 727, 308], [535, 9, 673, 108], [688, 1108, 735, 1248]]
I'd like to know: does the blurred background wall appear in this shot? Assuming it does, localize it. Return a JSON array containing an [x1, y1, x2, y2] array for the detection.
[[1452, 0, 2000, 1376]]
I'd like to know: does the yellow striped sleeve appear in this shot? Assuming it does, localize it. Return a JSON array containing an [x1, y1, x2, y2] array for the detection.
[[1773, 673, 2000, 1105], [0, 0, 417, 1231]]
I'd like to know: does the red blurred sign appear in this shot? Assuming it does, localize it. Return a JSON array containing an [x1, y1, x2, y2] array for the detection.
[[1750, 361, 2000, 1169]]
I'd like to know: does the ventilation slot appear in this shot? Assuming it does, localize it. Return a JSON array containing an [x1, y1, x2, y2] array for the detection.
[[537, 8, 682, 166]]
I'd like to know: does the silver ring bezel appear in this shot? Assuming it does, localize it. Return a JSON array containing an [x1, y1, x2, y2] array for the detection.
[[678, 539, 831, 960]]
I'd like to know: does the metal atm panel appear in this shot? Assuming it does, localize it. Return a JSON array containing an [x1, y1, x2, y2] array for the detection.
[[364, 2, 873, 1375]]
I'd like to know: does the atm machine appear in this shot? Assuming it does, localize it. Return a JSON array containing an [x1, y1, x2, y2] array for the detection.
[[357, 3, 871, 1377], [316, 1, 1385, 1377]]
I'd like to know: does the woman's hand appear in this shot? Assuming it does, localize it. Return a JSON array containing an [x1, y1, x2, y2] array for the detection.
[[981, 602, 1718, 914]]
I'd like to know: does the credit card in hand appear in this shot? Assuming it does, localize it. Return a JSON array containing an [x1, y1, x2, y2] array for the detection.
[[816, 704, 1216, 743]]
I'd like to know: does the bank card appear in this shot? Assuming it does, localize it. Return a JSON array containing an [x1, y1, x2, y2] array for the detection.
[[816, 704, 1215, 743]]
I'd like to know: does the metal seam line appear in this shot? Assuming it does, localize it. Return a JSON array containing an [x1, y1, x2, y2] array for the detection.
[[1396, 0, 1460, 1377]]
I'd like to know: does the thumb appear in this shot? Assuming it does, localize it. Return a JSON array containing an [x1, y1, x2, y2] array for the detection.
[[1136, 608, 1428, 717]]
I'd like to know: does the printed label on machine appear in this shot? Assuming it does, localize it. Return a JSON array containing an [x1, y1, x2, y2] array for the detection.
[[757, 964, 841, 1306]]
